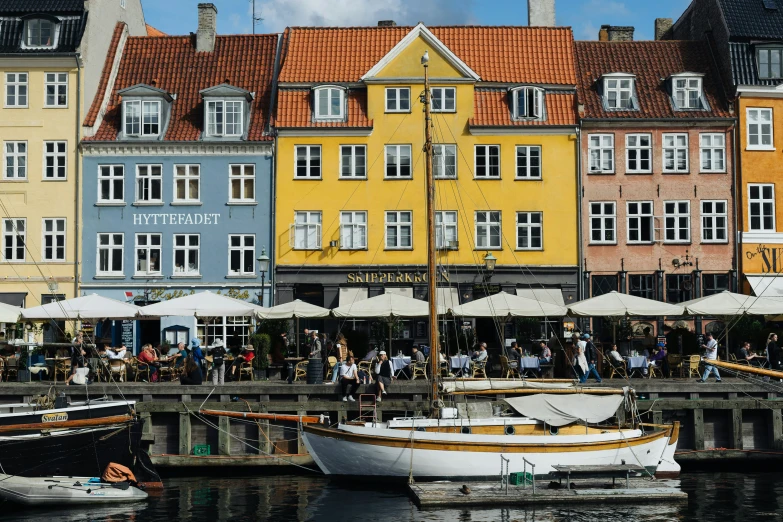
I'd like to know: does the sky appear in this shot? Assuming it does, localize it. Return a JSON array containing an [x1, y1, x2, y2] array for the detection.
[[141, 0, 692, 41]]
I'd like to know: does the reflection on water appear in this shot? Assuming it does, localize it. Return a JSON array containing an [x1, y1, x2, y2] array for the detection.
[[3, 472, 783, 521]]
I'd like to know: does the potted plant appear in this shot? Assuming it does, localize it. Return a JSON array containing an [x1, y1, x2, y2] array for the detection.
[[250, 333, 271, 380]]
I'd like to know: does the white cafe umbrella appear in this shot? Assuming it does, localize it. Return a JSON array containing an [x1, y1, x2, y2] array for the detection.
[[257, 299, 331, 358], [332, 292, 431, 318], [21, 293, 144, 321], [141, 291, 266, 318], [451, 291, 567, 317], [567, 291, 684, 317], [0, 302, 21, 323], [682, 291, 783, 316]]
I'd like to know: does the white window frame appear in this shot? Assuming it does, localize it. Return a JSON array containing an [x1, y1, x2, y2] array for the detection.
[[699, 133, 726, 173], [431, 87, 456, 112], [589, 202, 616, 245], [747, 108, 774, 150], [385, 87, 410, 113], [475, 211, 502, 250], [433, 144, 457, 179], [663, 200, 691, 244], [588, 134, 614, 173], [173, 234, 200, 276], [314, 86, 344, 120], [604, 77, 634, 110], [44, 72, 68, 108], [474, 145, 500, 178], [294, 145, 322, 179], [385, 211, 413, 250], [98, 165, 124, 203], [42, 217, 66, 261], [24, 19, 57, 49], [134, 233, 162, 276], [135, 165, 163, 204], [340, 145, 367, 178], [435, 211, 458, 250], [625, 134, 651, 174], [173, 164, 200, 203], [43, 140, 67, 180], [124, 100, 160, 137], [626, 201, 654, 244], [292, 211, 322, 251], [701, 200, 728, 244], [340, 211, 367, 250], [511, 86, 544, 119], [748, 183, 776, 232], [124, 100, 141, 136], [758, 47, 783, 80], [5, 72, 28, 108], [4, 141, 27, 180], [515, 145, 542, 179], [662, 133, 689, 173], [673, 77, 702, 109], [228, 234, 255, 275], [229, 164, 255, 203], [2, 218, 25, 262], [385, 145, 412, 179], [206, 99, 243, 137], [97, 233, 124, 276], [516, 212, 543, 250]]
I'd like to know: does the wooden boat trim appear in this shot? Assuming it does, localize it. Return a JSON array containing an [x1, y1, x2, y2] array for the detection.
[[0, 414, 134, 433], [448, 388, 624, 396], [640, 422, 680, 446], [708, 359, 783, 379], [199, 409, 323, 424]]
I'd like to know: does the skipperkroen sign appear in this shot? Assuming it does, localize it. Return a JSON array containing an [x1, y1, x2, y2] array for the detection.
[[133, 213, 221, 225]]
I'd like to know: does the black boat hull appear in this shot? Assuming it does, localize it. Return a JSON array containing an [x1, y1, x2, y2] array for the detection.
[[0, 402, 134, 428]]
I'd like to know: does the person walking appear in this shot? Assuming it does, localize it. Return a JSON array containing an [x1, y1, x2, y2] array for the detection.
[[209, 339, 227, 385], [190, 338, 205, 376], [309, 330, 322, 360], [574, 335, 588, 381], [698, 332, 722, 383], [580, 334, 602, 383], [767, 333, 781, 371], [340, 355, 360, 402]]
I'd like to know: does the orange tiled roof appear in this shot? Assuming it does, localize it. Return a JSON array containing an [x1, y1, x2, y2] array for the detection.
[[84, 22, 124, 127], [575, 41, 731, 119], [470, 89, 577, 127], [146, 24, 166, 37], [86, 34, 279, 142], [275, 89, 371, 129], [279, 26, 576, 85]]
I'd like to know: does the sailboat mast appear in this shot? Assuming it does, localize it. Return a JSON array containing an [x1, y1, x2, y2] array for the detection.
[[422, 51, 440, 415]]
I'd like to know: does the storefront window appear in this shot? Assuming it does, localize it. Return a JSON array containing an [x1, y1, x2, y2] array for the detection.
[[197, 315, 251, 349]]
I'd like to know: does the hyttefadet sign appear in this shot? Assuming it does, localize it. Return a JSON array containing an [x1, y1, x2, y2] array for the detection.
[[132, 213, 221, 226]]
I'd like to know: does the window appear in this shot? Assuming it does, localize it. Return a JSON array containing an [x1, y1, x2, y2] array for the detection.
[[340, 211, 367, 250], [124, 100, 160, 136], [135, 165, 162, 203], [663, 134, 689, 172], [758, 47, 783, 79], [229, 164, 255, 202], [385, 211, 412, 249], [340, 145, 366, 178], [700, 134, 725, 172], [664, 201, 690, 243], [173, 165, 200, 203], [2, 219, 25, 262], [629, 274, 656, 300], [512, 87, 544, 119], [314, 87, 344, 119], [515, 146, 541, 179], [293, 211, 321, 250], [475, 145, 500, 178], [26, 19, 55, 48], [173, 234, 199, 275], [701, 200, 728, 243], [385, 145, 412, 178], [431, 87, 456, 112], [294, 146, 321, 178], [206, 100, 243, 136], [516, 212, 542, 250], [666, 274, 693, 304], [43, 141, 66, 179], [747, 108, 773, 149], [97, 233, 123, 275], [588, 134, 614, 173], [435, 211, 458, 249], [433, 144, 457, 179], [592, 275, 618, 297], [98, 165, 124, 203], [475, 211, 501, 249], [42, 218, 65, 261], [121, 0, 126, 8], [625, 134, 651, 173], [228, 235, 255, 275], [673, 77, 702, 109], [124, 101, 140, 135], [748, 184, 775, 231], [386, 87, 410, 112], [4, 141, 26, 179], [589, 202, 616, 244], [703, 273, 729, 296], [197, 316, 251, 349], [5, 73, 27, 107], [627, 201, 653, 243], [44, 72, 67, 107], [135, 233, 161, 276], [604, 77, 634, 109]]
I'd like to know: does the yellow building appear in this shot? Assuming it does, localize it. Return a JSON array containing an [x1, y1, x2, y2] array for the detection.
[[274, 24, 579, 346]]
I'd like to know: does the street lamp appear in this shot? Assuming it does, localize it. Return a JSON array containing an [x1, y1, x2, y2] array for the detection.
[[257, 247, 270, 306], [483, 252, 497, 272]]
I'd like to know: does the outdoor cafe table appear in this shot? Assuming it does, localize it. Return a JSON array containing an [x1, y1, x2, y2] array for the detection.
[[391, 356, 411, 375], [450, 355, 470, 372], [625, 355, 648, 377], [519, 357, 540, 370]]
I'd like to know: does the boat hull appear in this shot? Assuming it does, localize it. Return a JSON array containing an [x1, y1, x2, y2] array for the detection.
[[0, 401, 135, 434], [0, 474, 148, 506]]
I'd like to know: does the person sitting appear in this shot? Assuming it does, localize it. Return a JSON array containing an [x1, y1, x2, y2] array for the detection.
[[137, 343, 161, 382], [738, 341, 764, 367], [229, 344, 255, 381], [166, 344, 180, 358], [538, 341, 552, 364], [107, 345, 127, 360], [65, 344, 89, 386], [172, 342, 188, 368], [408, 345, 426, 377], [179, 356, 203, 385], [55, 346, 70, 359], [340, 355, 360, 402], [472, 342, 488, 362], [608, 344, 624, 363], [507, 342, 522, 366], [375, 351, 393, 402], [649, 343, 669, 377]]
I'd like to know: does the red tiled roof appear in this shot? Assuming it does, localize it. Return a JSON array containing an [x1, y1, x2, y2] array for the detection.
[[86, 34, 279, 142], [83, 22, 124, 127], [470, 90, 577, 127], [575, 41, 731, 119], [279, 26, 576, 85], [275, 89, 371, 129], [146, 24, 166, 37]]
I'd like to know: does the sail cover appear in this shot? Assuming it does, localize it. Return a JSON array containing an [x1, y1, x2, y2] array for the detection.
[[504, 393, 625, 426], [441, 380, 575, 393]]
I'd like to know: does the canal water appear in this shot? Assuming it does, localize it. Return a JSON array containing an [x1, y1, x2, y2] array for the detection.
[[3, 472, 783, 521]]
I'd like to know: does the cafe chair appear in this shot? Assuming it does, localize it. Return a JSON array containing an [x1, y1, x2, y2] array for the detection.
[[109, 359, 127, 382], [499, 355, 519, 379], [133, 357, 151, 382], [53, 358, 71, 383], [4, 358, 18, 382], [729, 353, 750, 366], [471, 360, 487, 379], [647, 362, 661, 378], [686, 354, 702, 378], [325, 356, 338, 380], [605, 355, 627, 379], [666, 354, 683, 377], [294, 360, 308, 382], [412, 357, 428, 380], [358, 360, 374, 378], [158, 359, 177, 382], [237, 360, 254, 382]]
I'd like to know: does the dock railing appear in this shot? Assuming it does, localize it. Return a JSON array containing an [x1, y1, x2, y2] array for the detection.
[[522, 457, 536, 494]]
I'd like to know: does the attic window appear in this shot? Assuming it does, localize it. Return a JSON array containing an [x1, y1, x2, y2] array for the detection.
[[671, 75, 707, 110], [206, 100, 243, 137], [511, 86, 545, 120], [314, 86, 344, 120], [603, 76, 635, 110], [758, 47, 783, 79], [124, 100, 161, 137], [24, 19, 57, 48]]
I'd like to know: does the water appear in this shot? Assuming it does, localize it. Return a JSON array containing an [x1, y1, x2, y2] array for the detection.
[[4, 472, 783, 521]]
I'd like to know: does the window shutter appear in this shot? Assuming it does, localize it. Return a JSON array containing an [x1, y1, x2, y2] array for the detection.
[[289, 223, 296, 249]]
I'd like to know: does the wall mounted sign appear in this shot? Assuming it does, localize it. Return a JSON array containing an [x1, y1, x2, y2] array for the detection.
[[346, 271, 450, 283], [133, 213, 221, 226]]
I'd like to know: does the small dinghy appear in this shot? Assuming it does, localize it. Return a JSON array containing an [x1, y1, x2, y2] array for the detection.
[[0, 475, 148, 506]]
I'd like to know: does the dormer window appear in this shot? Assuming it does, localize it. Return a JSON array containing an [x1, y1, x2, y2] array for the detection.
[[603, 75, 636, 110], [673, 77, 701, 109], [206, 100, 243, 136], [511, 86, 544, 120], [758, 47, 783, 79], [314, 86, 344, 120], [124, 100, 160, 137], [25, 18, 56, 48]]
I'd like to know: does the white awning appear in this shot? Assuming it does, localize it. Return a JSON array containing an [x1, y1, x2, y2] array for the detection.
[[747, 276, 783, 298], [339, 287, 369, 307], [436, 287, 460, 311], [516, 288, 565, 306], [504, 393, 626, 427], [385, 287, 413, 298]]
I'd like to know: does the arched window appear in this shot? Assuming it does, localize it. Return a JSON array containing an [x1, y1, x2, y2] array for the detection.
[[24, 18, 57, 48], [313, 85, 345, 120], [510, 86, 544, 119]]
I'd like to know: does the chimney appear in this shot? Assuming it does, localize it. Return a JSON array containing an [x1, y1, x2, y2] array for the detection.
[[528, 0, 555, 27], [655, 18, 673, 40], [598, 25, 634, 42], [377, 20, 397, 27], [196, 3, 217, 53]]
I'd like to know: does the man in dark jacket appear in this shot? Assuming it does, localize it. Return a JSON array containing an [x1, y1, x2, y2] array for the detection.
[[581, 334, 603, 383], [375, 351, 393, 402]]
